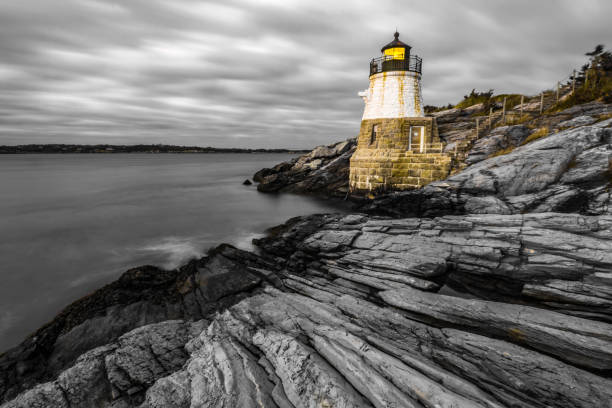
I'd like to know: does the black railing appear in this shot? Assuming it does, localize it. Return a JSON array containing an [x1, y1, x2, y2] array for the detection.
[[369, 55, 422, 76]]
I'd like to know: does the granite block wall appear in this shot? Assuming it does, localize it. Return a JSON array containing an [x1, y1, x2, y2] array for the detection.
[[349, 117, 451, 192]]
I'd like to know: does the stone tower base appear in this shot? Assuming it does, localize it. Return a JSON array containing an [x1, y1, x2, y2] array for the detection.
[[349, 117, 451, 192], [349, 150, 451, 191]]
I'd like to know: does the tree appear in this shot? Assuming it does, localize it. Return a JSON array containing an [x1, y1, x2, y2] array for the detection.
[[585, 45, 604, 56]]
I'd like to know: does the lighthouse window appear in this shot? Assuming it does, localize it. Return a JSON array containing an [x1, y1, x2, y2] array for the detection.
[[370, 125, 379, 145], [384, 47, 405, 60]]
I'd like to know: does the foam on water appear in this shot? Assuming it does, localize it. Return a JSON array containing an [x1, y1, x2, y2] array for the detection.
[[137, 236, 206, 269]]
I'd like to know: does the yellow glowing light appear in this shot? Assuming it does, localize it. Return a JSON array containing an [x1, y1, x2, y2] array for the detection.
[[384, 47, 405, 60]]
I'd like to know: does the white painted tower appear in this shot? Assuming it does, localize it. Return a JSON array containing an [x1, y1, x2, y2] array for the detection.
[[358, 31, 424, 119]]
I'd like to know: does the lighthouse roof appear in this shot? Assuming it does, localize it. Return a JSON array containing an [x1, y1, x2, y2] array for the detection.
[[381, 31, 411, 53]]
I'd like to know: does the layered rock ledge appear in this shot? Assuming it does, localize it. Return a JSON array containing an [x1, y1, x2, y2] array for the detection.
[[3, 212, 612, 408]]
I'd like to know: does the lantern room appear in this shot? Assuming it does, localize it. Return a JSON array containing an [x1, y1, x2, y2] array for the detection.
[[370, 32, 422, 76], [381, 31, 411, 60]]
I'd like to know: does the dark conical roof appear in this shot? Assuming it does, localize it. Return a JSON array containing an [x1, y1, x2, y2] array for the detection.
[[381, 31, 411, 52]]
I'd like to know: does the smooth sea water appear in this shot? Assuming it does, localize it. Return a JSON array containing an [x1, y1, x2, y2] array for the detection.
[[0, 153, 347, 351]]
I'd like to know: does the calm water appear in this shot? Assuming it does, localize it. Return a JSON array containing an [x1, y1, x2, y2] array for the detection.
[[0, 153, 347, 351]]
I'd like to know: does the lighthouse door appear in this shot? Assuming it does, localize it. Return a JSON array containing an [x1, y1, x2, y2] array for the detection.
[[410, 126, 425, 152]]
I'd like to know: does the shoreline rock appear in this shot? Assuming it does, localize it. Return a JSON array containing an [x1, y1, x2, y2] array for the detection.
[[3, 212, 612, 407], [253, 138, 356, 197]]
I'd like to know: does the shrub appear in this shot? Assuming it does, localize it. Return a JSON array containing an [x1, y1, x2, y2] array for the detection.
[[456, 89, 494, 109], [424, 104, 454, 114], [492, 94, 524, 111], [549, 45, 612, 111]]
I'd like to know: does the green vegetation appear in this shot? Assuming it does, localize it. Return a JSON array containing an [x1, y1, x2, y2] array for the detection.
[[549, 45, 612, 112], [456, 91, 524, 115], [489, 145, 516, 158], [520, 127, 549, 146], [502, 114, 532, 126], [492, 94, 524, 111], [455, 89, 493, 109], [424, 104, 454, 113], [596, 112, 612, 123]]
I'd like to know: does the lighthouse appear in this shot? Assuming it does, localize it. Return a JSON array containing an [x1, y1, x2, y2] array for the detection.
[[349, 32, 451, 192], [360, 31, 424, 119]]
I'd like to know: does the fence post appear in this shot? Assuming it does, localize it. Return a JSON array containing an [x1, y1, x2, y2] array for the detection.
[[556, 81, 560, 101], [572, 69, 576, 94], [489, 107, 492, 127], [540, 92, 544, 114], [520, 95, 524, 118], [502, 96, 506, 124]]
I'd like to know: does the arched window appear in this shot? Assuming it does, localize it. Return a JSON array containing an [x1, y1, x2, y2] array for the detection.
[[370, 124, 379, 145]]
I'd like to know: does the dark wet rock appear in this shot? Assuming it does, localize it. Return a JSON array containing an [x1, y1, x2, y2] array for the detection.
[[242, 179, 252, 185], [254, 138, 356, 197], [4, 212, 612, 408], [252, 160, 295, 183], [0, 244, 279, 403]]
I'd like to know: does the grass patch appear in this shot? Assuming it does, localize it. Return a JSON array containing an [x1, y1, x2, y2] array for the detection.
[[489, 145, 516, 158], [596, 112, 612, 123], [424, 104, 454, 114], [493, 114, 532, 128], [455, 89, 493, 109], [506, 114, 532, 125], [521, 127, 549, 146], [492, 94, 524, 111]]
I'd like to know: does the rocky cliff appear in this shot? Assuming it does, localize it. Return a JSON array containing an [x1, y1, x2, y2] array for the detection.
[[362, 115, 612, 217], [2, 103, 612, 408], [254, 102, 611, 201], [3, 212, 612, 407], [254, 138, 356, 197]]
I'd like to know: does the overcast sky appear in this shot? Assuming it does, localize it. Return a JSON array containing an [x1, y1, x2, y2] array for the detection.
[[0, 0, 610, 148]]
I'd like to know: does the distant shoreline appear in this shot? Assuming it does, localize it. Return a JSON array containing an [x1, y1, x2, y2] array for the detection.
[[0, 144, 310, 154]]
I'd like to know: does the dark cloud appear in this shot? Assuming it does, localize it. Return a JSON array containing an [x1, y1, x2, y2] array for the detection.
[[0, 0, 610, 148]]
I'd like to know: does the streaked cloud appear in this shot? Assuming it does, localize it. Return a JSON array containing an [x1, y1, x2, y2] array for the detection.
[[0, 0, 610, 148]]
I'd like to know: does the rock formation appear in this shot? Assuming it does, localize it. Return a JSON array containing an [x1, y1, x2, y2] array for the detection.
[[3, 212, 612, 407], [2, 102, 612, 408], [362, 116, 612, 217], [254, 138, 356, 196]]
